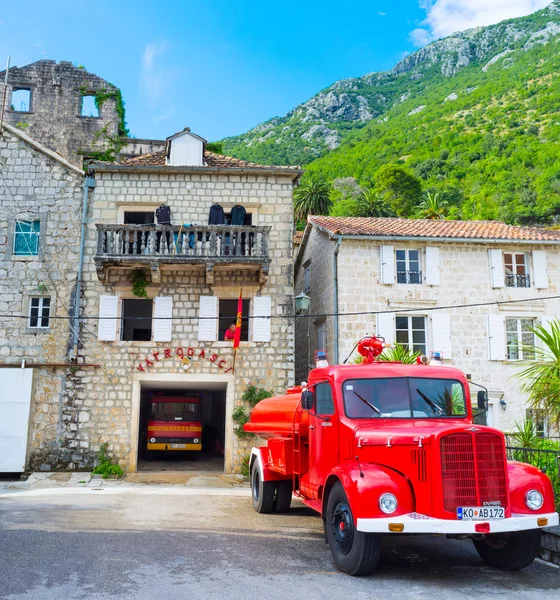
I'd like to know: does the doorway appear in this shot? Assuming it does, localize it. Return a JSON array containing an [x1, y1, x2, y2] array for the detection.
[[136, 381, 227, 472]]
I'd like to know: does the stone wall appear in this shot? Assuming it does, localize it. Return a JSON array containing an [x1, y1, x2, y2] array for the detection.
[[47, 167, 298, 473], [0, 60, 122, 166], [0, 125, 84, 470], [296, 229, 560, 432]]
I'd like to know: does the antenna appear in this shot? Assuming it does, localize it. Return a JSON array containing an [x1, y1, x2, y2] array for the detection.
[[0, 56, 11, 134]]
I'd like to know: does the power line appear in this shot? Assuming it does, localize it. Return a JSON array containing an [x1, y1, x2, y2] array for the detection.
[[0, 294, 558, 322]]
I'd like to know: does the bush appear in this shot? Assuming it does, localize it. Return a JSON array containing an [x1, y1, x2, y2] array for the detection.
[[92, 443, 125, 479]]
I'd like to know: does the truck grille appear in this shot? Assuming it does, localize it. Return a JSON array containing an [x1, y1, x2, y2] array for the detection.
[[440, 432, 508, 512]]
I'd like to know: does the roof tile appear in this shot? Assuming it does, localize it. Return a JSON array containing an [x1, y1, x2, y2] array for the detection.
[[309, 216, 560, 242]]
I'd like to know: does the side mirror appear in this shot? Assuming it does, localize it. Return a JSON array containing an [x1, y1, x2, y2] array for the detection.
[[301, 390, 315, 411], [477, 390, 488, 410]]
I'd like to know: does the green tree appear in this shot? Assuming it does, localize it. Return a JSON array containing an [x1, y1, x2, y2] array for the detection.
[[514, 319, 560, 420], [293, 175, 332, 222], [337, 188, 394, 217], [375, 164, 422, 217], [417, 191, 449, 220]]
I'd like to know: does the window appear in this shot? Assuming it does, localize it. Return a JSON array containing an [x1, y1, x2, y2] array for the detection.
[[28, 297, 51, 329], [396, 315, 427, 355], [343, 378, 466, 419], [121, 299, 153, 341], [505, 318, 535, 360], [526, 409, 549, 438], [11, 88, 31, 112], [218, 299, 250, 342], [303, 261, 311, 294], [13, 220, 40, 255], [504, 253, 530, 288], [396, 249, 422, 284], [124, 212, 155, 224], [315, 382, 335, 416], [81, 95, 99, 117]]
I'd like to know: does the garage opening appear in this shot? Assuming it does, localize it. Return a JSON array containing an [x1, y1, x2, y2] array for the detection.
[[137, 381, 226, 472]]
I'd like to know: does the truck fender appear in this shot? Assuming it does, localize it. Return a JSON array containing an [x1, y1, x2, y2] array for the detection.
[[507, 460, 556, 514], [250, 447, 291, 482], [321, 463, 415, 523]]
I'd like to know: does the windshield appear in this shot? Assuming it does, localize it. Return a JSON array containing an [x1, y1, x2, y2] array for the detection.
[[150, 401, 201, 422], [343, 378, 466, 419]]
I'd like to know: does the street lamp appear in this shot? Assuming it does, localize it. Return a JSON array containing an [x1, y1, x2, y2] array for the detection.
[[294, 291, 311, 314]]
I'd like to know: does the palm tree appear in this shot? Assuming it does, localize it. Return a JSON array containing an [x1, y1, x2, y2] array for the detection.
[[293, 175, 332, 222], [350, 188, 394, 218], [514, 319, 560, 420], [378, 345, 421, 364], [417, 191, 449, 220]]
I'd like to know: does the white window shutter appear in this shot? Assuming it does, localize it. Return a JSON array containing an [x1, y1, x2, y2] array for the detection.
[[425, 247, 440, 285], [487, 315, 506, 361], [252, 296, 271, 342], [198, 296, 218, 341], [380, 245, 395, 284], [377, 312, 395, 345], [153, 297, 173, 342], [532, 250, 548, 289], [431, 313, 451, 358], [98, 295, 119, 341], [488, 249, 505, 288]]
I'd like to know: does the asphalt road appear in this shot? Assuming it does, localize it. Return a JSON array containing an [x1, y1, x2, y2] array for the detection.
[[0, 487, 558, 599]]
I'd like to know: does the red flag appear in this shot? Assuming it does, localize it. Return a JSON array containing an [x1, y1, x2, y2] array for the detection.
[[233, 291, 243, 349]]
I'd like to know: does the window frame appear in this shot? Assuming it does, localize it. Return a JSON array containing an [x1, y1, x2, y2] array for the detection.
[[80, 94, 100, 118], [395, 249, 422, 285], [13, 219, 41, 256], [10, 87, 32, 113], [505, 317, 536, 361], [395, 314, 427, 355], [120, 298, 154, 342], [6, 214, 47, 260], [504, 252, 530, 288], [27, 296, 51, 330], [218, 298, 250, 342], [315, 382, 335, 416]]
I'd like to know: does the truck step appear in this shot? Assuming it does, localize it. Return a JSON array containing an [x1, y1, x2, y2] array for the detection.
[[302, 499, 322, 514]]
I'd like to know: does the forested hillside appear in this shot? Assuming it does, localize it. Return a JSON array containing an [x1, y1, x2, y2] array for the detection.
[[224, 1, 560, 223]]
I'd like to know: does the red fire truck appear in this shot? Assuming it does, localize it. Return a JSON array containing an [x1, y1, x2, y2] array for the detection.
[[146, 395, 202, 456], [244, 337, 558, 576]]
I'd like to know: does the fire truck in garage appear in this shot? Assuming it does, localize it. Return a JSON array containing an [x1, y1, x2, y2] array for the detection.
[[244, 336, 558, 576]]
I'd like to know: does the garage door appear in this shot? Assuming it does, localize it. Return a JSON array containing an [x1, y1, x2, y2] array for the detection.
[[0, 368, 33, 472]]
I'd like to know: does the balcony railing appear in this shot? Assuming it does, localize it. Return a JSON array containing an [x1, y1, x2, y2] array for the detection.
[[397, 270, 422, 284], [94, 224, 271, 283], [505, 274, 531, 288]]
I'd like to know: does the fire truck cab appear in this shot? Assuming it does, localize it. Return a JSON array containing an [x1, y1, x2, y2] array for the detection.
[[244, 338, 558, 576], [146, 395, 202, 456]]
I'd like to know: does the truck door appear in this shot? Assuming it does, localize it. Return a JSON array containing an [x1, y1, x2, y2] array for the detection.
[[307, 382, 338, 499]]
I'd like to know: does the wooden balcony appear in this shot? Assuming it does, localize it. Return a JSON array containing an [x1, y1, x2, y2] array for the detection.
[[94, 224, 271, 283]]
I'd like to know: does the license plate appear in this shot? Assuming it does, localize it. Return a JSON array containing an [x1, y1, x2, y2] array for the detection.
[[170, 444, 186, 449], [457, 506, 505, 520]]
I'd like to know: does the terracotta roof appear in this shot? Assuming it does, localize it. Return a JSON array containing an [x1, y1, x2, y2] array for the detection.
[[293, 230, 305, 245], [309, 216, 560, 242], [121, 150, 300, 170]]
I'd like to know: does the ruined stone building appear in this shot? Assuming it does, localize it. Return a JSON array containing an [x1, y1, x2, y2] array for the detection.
[[0, 122, 85, 471], [0, 60, 125, 166]]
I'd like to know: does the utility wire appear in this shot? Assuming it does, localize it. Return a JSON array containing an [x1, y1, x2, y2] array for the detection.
[[0, 293, 559, 322]]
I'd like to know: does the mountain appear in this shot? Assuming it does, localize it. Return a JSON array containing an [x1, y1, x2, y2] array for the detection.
[[223, 1, 560, 223]]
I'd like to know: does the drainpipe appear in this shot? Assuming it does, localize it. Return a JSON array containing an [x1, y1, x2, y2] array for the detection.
[[333, 237, 342, 364], [73, 174, 96, 358]]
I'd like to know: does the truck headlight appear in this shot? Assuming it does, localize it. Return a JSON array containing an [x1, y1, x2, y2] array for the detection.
[[379, 493, 398, 514], [193, 438, 199, 444], [525, 490, 544, 511], [150, 437, 156, 443]]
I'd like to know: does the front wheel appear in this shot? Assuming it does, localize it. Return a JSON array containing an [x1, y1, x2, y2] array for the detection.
[[473, 529, 542, 570], [251, 459, 275, 514], [325, 482, 381, 576]]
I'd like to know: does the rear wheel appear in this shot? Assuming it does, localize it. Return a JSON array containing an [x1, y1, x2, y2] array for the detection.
[[251, 460, 275, 514], [473, 530, 542, 570], [273, 480, 293, 513], [325, 482, 381, 576]]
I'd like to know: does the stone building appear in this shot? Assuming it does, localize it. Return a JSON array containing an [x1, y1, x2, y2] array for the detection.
[[0, 122, 85, 472], [295, 216, 560, 433], [61, 127, 301, 474], [0, 60, 125, 166]]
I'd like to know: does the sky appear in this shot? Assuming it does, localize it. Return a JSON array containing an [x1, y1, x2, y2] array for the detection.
[[0, 1, 552, 142]]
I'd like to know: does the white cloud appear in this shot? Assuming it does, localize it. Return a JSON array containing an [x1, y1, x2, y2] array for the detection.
[[140, 41, 175, 117], [411, 0, 551, 46], [378, 12, 387, 16]]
